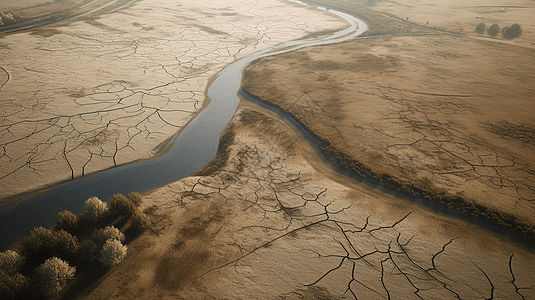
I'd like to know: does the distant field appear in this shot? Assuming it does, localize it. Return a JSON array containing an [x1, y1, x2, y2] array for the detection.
[[0, 0, 52, 11], [371, 0, 535, 48]]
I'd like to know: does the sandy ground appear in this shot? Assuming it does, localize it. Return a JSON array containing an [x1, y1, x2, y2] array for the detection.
[[63, 104, 535, 299], [370, 0, 535, 49], [3, 0, 534, 298], [0, 0, 346, 201], [243, 13, 535, 233], [1, 0, 52, 12]]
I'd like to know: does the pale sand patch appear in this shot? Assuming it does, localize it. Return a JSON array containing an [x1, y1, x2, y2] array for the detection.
[[243, 34, 535, 228], [66, 106, 535, 299], [0, 0, 346, 200]]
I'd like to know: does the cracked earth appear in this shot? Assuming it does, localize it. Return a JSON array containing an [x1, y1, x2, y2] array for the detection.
[[243, 33, 535, 229], [70, 106, 535, 299], [0, 0, 345, 201], [2, 0, 535, 298]]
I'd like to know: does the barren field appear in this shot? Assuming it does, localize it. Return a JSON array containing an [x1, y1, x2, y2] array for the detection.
[[2, 0, 535, 299], [244, 3, 535, 239], [0, 0, 345, 201], [63, 104, 535, 299], [371, 0, 535, 48]]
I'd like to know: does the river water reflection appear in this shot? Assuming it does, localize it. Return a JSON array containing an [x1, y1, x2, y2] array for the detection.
[[0, 0, 367, 250]]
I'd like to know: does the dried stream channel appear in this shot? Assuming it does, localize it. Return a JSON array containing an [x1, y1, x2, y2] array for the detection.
[[0, 1, 367, 250]]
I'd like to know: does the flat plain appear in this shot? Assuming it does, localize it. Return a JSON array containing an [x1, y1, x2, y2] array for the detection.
[[1, 0, 534, 299], [0, 0, 344, 201], [245, 0, 535, 238]]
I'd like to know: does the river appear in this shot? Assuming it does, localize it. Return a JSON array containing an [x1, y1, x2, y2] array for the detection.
[[0, 0, 367, 250]]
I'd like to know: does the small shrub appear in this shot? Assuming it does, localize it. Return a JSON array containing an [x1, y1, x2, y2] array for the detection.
[[502, 23, 523, 39], [98, 239, 127, 268], [80, 196, 108, 221], [55, 210, 79, 234], [0, 270, 30, 300], [109, 193, 136, 218], [0, 250, 25, 274], [127, 191, 142, 207], [131, 211, 151, 232], [487, 23, 500, 37], [475, 22, 486, 34], [79, 240, 99, 263], [34, 257, 75, 298], [90, 226, 125, 247]]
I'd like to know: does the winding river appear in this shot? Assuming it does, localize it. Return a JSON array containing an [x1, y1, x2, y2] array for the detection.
[[0, 0, 368, 250]]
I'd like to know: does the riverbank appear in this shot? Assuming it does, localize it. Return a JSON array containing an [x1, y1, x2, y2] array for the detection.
[[59, 103, 535, 299], [3, 0, 534, 298], [243, 2, 535, 242], [0, 0, 346, 201]]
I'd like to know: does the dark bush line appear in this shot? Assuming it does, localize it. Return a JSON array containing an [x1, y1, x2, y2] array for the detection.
[[302, 0, 466, 37], [241, 87, 535, 246], [301, 0, 434, 37]]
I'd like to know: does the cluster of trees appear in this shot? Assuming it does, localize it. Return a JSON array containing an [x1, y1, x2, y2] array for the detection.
[[475, 22, 523, 39], [0, 192, 151, 299]]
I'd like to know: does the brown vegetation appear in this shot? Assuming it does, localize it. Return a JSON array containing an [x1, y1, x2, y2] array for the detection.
[[305, 0, 441, 37]]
